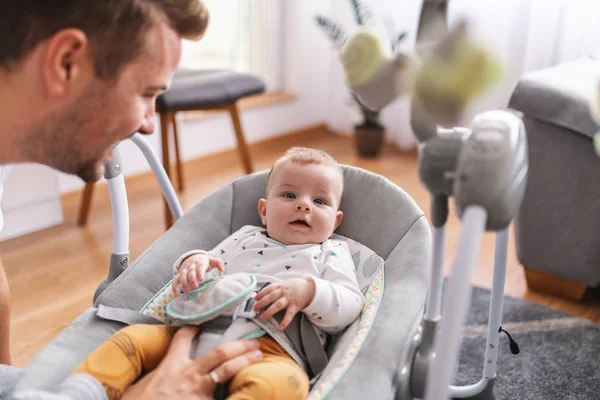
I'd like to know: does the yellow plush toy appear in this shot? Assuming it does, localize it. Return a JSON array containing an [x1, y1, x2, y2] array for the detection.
[[339, 20, 502, 127], [413, 21, 502, 126], [339, 27, 418, 110]]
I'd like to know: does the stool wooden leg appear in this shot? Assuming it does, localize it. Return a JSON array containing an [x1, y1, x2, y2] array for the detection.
[[77, 183, 95, 226], [170, 113, 185, 192], [160, 112, 174, 230], [227, 103, 253, 174], [523, 266, 587, 302]]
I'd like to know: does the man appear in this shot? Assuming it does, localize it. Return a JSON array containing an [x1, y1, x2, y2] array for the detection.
[[0, 1, 261, 399]]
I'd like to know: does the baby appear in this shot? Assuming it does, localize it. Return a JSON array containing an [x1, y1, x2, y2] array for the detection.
[[74, 147, 364, 400]]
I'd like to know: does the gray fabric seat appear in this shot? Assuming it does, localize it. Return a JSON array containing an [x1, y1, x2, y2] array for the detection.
[[12, 165, 431, 400], [508, 57, 600, 300], [156, 69, 266, 112], [0, 365, 21, 399]]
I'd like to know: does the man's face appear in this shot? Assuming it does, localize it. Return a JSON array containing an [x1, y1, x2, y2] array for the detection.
[[30, 20, 182, 182]]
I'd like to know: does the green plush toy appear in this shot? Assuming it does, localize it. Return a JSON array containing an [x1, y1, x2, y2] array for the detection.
[[339, 20, 503, 127], [339, 27, 419, 110], [414, 21, 503, 126]]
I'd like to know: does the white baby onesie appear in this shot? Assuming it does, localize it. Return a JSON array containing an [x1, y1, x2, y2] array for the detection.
[[173, 225, 365, 336]]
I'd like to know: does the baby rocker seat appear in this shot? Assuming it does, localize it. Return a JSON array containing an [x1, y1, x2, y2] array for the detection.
[[10, 134, 431, 400]]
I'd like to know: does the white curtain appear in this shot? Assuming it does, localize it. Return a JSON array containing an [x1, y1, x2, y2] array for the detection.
[[323, 0, 600, 149], [179, 0, 281, 90], [451, 0, 600, 122]]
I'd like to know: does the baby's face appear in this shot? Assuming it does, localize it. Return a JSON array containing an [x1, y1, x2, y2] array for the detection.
[[258, 162, 343, 245]]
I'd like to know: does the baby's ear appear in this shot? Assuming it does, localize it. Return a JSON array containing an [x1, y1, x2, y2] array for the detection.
[[334, 210, 344, 230], [258, 198, 267, 225]]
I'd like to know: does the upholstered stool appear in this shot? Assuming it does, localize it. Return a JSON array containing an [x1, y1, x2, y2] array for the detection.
[[77, 69, 265, 229], [508, 57, 600, 301]]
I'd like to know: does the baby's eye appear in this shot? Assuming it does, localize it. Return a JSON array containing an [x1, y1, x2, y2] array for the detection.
[[284, 192, 296, 199], [314, 198, 326, 205]]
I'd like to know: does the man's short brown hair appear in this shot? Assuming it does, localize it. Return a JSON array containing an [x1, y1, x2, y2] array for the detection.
[[0, 0, 209, 79]]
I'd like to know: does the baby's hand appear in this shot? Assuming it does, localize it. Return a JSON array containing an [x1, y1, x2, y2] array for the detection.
[[253, 278, 316, 330], [172, 254, 225, 293]]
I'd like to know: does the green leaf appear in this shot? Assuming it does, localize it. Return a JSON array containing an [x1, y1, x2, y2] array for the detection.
[[349, 0, 371, 25], [391, 31, 408, 51], [314, 15, 346, 46]]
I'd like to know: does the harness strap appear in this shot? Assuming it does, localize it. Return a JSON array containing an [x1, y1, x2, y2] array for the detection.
[[252, 281, 329, 378], [301, 314, 329, 377]]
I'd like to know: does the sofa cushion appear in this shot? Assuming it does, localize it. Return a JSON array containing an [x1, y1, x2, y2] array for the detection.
[[509, 57, 600, 139]]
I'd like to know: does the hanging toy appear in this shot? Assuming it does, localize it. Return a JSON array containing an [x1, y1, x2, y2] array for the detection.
[[339, 20, 502, 128]]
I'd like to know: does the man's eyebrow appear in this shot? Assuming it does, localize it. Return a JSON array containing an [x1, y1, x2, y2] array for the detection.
[[144, 84, 168, 92]]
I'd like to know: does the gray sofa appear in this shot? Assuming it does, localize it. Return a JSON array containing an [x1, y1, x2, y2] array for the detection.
[[508, 57, 600, 301]]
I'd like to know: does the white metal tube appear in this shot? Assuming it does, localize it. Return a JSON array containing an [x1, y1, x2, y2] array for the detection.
[[424, 206, 487, 400], [483, 228, 509, 378], [448, 228, 509, 398], [425, 226, 446, 321], [130, 133, 183, 220], [107, 173, 129, 254], [449, 378, 488, 398]]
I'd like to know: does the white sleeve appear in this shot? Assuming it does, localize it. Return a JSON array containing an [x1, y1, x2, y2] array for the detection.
[[302, 241, 365, 334], [172, 250, 210, 276], [172, 225, 261, 277]]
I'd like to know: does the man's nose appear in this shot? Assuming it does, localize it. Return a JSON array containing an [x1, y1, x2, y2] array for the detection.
[[138, 106, 156, 135]]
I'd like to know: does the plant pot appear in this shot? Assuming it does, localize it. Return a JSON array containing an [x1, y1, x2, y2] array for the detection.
[[354, 123, 385, 158]]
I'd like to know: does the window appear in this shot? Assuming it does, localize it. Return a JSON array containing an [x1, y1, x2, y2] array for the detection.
[[179, 0, 283, 91]]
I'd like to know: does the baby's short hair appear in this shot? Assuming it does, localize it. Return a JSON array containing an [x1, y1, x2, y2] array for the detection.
[[267, 147, 344, 193]]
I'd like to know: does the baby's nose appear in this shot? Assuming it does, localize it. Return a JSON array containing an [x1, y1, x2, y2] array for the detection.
[[296, 202, 311, 212]]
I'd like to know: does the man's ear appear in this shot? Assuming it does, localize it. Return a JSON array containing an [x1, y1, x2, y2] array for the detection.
[[42, 29, 89, 96], [258, 198, 267, 225], [334, 210, 343, 230]]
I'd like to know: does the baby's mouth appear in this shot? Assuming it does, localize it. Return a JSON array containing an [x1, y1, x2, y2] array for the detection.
[[290, 219, 310, 228]]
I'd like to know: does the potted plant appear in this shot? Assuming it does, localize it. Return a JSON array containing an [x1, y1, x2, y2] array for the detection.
[[315, 0, 407, 157]]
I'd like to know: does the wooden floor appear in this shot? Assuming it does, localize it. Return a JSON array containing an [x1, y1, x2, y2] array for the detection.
[[2, 125, 599, 367]]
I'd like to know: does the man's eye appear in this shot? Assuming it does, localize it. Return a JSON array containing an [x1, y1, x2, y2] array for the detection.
[[284, 193, 295, 199], [314, 198, 325, 205]]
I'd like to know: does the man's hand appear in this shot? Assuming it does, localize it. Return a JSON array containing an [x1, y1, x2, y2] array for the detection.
[[253, 278, 316, 330], [121, 326, 262, 400], [173, 254, 224, 293]]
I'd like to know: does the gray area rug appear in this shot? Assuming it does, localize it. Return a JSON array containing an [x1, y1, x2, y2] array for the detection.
[[454, 286, 600, 399]]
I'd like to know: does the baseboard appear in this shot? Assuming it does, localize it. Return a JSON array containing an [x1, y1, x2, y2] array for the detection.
[[0, 199, 64, 241]]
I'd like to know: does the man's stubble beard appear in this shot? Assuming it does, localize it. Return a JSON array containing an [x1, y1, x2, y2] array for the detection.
[[21, 84, 110, 183]]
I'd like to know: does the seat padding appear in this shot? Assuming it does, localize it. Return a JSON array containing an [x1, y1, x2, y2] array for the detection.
[[12, 166, 431, 400], [156, 69, 265, 112]]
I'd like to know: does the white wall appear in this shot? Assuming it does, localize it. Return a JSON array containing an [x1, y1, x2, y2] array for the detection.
[[1, 0, 336, 240], [0, 164, 63, 241]]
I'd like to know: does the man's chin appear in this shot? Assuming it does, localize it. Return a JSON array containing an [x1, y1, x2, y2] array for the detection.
[[76, 162, 105, 183]]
